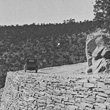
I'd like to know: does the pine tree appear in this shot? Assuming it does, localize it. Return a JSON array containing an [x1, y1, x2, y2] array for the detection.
[[94, 0, 110, 29]]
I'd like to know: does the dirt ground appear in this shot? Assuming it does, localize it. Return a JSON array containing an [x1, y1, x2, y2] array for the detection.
[[38, 62, 87, 76]]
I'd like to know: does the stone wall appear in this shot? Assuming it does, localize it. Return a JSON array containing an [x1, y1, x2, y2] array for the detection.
[[0, 71, 110, 110], [0, 88, 3, 105]]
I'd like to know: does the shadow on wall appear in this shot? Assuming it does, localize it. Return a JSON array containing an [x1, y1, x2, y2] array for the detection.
[[0, 75, 6, 89]]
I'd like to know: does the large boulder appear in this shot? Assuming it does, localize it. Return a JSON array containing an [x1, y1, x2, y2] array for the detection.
[[85, 29, 110, 74]]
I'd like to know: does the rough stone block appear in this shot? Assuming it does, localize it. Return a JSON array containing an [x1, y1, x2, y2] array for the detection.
[[104, 89, 110, 95], [66, 105, 78, 110], [84, 83, 95, 88], [97, 92, 108, 98], [82, 97, 95, 104], [95, 103, 106, 109], [80, 102, 93, 109], [97, 82, 108, 89]]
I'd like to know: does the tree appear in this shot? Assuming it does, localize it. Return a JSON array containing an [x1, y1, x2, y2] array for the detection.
[[94, 0, 110, 29], [63, 18, 75, 24]]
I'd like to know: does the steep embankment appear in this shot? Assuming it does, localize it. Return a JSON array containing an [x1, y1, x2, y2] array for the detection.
[[1, 62, 110, 110], [0, 62, 86, 103]]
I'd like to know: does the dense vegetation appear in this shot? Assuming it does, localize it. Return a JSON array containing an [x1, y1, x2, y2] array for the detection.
[[0, 20, 99, 76], [94, 0, 110, 30]]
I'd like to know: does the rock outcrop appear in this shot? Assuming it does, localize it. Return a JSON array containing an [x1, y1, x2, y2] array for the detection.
[[86, 29, 110, 74], [1, 71, 110, 110]]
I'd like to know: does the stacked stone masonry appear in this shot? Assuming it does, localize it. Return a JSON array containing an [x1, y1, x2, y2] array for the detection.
[[0, 71, 110, 110]]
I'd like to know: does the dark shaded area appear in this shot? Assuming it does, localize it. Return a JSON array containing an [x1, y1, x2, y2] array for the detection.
[[0, 74, 6, 88], [103, 51, 110, 59], [94, 48, 105, 60]]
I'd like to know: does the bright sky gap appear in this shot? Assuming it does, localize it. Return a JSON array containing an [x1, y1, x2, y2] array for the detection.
[[0, 0, 95, 26]]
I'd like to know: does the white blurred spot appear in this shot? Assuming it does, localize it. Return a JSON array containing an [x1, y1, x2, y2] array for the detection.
[[57, 43, 60, 46]]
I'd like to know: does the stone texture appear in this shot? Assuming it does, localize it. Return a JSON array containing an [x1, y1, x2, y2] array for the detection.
[[1, 72, 110, 110], [85, 29, 110, 74]]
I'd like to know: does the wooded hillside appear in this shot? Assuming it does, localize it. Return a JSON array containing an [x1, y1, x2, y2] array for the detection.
[[0, 20, 99, 76]]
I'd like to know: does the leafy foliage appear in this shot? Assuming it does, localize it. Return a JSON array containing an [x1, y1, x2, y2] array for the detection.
[[94, 0, 110, 29]]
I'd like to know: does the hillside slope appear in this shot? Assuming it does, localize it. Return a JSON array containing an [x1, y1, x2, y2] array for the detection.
[[0, 20, 99, 75]]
